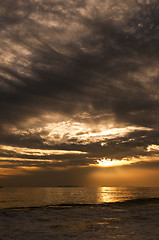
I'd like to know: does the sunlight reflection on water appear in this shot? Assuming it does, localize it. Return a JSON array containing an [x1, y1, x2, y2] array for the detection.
[[0, 187, 159, 209]]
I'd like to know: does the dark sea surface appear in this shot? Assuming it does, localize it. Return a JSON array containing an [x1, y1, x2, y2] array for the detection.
[[0, 187, 159, 209], [0, 187, 159, 239]]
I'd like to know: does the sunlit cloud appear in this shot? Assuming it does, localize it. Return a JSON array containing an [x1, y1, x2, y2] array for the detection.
[[11, 120, 151, 145], [0, 145, 87, 156], [0, 157, 54, 163], [96, 158, 135, 167], [90, 157, 138, 168], [91, 154, 159, 168], [44, 122, 152, 144], [147, 144, 159, 152]]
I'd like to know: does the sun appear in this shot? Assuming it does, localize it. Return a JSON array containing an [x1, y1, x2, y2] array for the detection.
[[96, 158, 130, 167]]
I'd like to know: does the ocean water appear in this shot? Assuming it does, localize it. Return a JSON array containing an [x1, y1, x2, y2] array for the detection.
[[0, 186, 159, 209], [0, 187, 159, 239]]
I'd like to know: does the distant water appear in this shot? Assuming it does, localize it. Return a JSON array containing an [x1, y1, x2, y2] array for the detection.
[[0, 187, 159, 209]]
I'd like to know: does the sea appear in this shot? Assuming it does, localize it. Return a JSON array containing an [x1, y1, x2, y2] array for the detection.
[[1, 187, 159, 239], [0, 186, 159, 209]]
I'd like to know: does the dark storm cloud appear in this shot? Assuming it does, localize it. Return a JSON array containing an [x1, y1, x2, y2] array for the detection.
[[0, 0, 158, 123], [0, 0, 159, 169]]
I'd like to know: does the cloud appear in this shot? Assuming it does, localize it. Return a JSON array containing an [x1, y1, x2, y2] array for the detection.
[[0, 0, 159, 124], [0, 0, 159, 180]]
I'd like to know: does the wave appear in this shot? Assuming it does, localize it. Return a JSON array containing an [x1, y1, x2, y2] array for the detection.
[[48, 197, 159, 207], [107, 197, 159, 206], [1, 198, 159, 211]]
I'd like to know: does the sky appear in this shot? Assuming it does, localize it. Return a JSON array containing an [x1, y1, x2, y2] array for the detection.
[[0, 0, 159, 187]]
